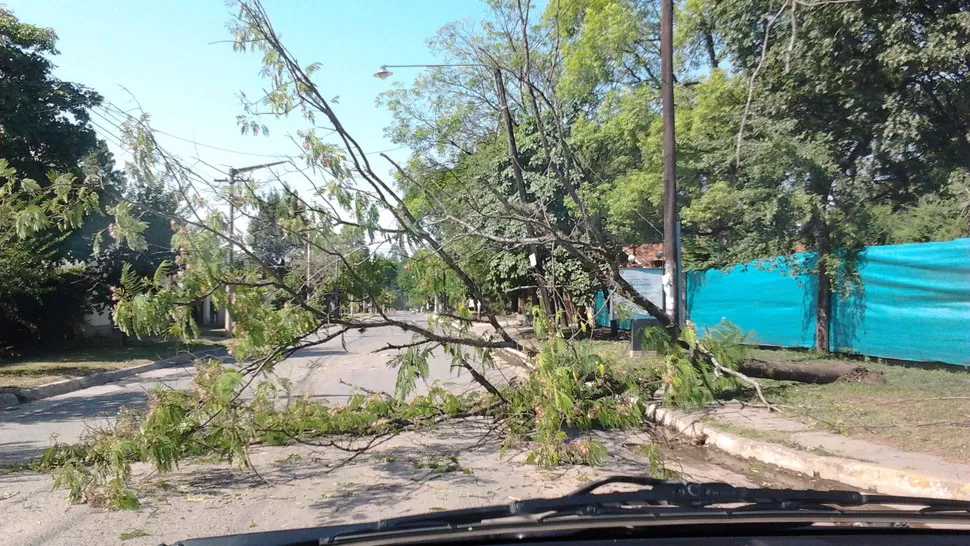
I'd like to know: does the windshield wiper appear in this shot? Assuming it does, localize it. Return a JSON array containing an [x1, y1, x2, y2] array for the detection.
[[316, 476, 970, 543]]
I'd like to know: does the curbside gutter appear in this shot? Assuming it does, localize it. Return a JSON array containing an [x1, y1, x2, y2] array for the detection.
[[646, 403, 970, 501], [496, 347, 536, 371], [0, 347, 228, 409]]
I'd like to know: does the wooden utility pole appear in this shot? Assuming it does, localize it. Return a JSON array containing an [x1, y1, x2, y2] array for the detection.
[[226, 168, 237, 334], [228, 169, 238, 263], [491, 67, 553, 320], [660, 0, 683, 332], [216, 160, 288, 335]]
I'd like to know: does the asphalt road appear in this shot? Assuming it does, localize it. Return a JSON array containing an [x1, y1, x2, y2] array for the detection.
[[0, 312, 517, 465], [0, 313, 815, 546]]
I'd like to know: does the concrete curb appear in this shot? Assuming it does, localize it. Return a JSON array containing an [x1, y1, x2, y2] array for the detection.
[[646, 403, 970, 501], [496, 346, 970, 500], [0, 347, 228, 408], [496, 347, 536, 371]]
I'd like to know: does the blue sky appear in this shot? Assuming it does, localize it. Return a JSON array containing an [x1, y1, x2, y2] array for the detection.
[[8, 0, 492, 193]]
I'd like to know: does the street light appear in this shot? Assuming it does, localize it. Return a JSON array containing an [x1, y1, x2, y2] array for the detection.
[[374, 64, 483, 80], [375, 61, 554, 319]]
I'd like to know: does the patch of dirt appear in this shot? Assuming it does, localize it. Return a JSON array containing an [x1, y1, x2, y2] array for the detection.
[[836, 367, 886, 385], [660, 432, 858, 492], [0, 421, 799, 546]]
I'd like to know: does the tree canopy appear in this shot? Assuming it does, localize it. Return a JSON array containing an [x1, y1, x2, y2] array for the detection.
[[0, 8, 178, 349]]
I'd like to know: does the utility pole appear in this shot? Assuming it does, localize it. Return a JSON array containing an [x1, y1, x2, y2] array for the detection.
[[491, 67, 553, 320], [224, 168, 237, 335], [216, 160, 288, 335], [660, 0, 683, 331], [227, 168, 237, 268]]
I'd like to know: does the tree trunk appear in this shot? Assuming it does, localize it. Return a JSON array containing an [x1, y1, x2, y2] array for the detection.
[[815, 252, 831, 352], [738, 358, 882, 385], [811, 199, 832, 353]]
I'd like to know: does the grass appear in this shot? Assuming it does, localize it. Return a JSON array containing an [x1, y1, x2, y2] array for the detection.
[[586, 340, 664, 375], [748, 347, 841, 363], [0, 340, 220, 390], [589, 339, 970, 463], [740, 349, 970, 464]]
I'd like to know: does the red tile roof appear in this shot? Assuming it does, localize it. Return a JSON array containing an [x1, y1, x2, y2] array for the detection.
[[622, 243, 664, 267]]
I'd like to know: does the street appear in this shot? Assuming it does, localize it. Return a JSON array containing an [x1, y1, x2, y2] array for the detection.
[[0, 312, 813, 546], [0, 312, 516, 464]]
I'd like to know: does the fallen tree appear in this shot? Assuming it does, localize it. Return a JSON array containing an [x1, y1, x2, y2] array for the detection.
[[3, 0, 773, 507], [738, 358, 885, 385]]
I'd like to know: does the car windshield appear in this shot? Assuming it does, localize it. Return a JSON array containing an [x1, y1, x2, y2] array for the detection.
[[1, 1, 968, 544]]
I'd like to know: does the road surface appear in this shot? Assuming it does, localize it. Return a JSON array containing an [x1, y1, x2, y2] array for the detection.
[[0, 312, 827, 546], [0, 312, 516, 464]]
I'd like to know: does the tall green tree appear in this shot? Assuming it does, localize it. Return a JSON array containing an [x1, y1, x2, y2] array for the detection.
[[0, 8, 101, 181], [0, 8, 111, 348], [681, 0, 970, 349]]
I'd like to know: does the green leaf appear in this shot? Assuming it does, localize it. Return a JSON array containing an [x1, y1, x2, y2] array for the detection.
[[20, 178, 40, 194]]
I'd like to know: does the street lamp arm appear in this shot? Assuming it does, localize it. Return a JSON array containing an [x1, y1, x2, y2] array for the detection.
[[232, 159, 289, 175], [380, 63, 485, 69], [375, 62, 521, 81]]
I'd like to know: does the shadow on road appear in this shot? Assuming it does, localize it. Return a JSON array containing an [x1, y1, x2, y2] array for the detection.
[[132, 422, 516, 520], [290, 348, 347, 359], [1, 389, 147, 427], [0, 441, 50, 466]]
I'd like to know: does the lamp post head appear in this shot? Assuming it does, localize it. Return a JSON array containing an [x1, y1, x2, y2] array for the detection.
[[374, 66, 392, 80]]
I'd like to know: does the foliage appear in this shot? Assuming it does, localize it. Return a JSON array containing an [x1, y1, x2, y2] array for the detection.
[[29, 0, 962, 506], [36, 301, 702, 505], [248, 189, 299, 275], [0, 236, 93, 351], [0, 8, 102, 182], [498, 310, 657, 467], [873, 192, 969, 245], [119, 529, 150, 541], [397, 250, 468, 309], [0, 8, 144, 349], [644, 320, 747, 409], [37, 357, 487, 506], [680, 0, 970, 265]]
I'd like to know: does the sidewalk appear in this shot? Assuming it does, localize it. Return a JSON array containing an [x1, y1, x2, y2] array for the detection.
[[0, 347, 227, 409], [648, 402, 970, 500]]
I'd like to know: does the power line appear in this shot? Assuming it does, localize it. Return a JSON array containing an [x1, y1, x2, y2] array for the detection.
[[151, 127, 292, 159], [95, 105, 409, 161], [87, 118, 127, 150], [95, 106, 291, 160], [365, 145, 409, 156]]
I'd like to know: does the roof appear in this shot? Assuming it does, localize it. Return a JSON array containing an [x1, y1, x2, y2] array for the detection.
[[622, 243, 664, 268]]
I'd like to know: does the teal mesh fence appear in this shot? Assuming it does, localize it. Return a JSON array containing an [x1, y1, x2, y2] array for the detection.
[[688, 238, 970, 366], [686, 252, 818, 349], [597, 239, 970, 366]]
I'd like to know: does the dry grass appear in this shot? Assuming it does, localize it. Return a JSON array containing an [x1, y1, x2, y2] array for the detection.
[[746, 350, 970, 464], [0, 340, 218, 390], [587, 340, 664, 376]]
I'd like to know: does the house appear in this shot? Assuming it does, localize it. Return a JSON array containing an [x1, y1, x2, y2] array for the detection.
[[622, 243, 664, 268], [193, 295, 225, 327]]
